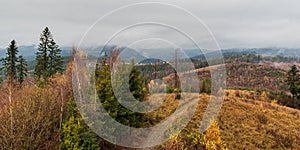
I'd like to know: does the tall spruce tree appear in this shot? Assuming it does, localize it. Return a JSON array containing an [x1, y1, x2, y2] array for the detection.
[[0, 40, 20, 148], [95, 55, 147, 129], [35, 27, 63, 79], [287, 65, 300, 99], [95, 57, 121, 141], [0, 40, 19, 85], [35, 27, 50, 78], [95, 58, 116, 114], [16, 55, 27, 84], [48, 39, 63, 75]]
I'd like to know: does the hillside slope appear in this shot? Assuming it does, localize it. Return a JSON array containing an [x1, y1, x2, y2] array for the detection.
[[218, 91, 300, 149], [163, 62, 288, 92], [146, 92, 300, 149]]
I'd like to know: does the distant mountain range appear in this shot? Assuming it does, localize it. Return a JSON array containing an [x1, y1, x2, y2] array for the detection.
[[1, 45, 299, 63], [0, 45, 71, 61]]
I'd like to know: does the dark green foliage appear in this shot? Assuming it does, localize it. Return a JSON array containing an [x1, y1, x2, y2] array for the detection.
[[16, 56, 27, 84], [135, 62, 176, 83], [48, 39, 63, 75], [0, 40, 27, 85], [287, 65, 300, 100], [95, 57, 147, 129], [268, 91, 299, 108], [95, 61, 116, 116], [200, 79, 211, 94], [129, 64, 146, 102], [0, 40, 19, 84], [35, 27, 50, 78], [35, 27, 63, 79], [166, 86, 175, 93]]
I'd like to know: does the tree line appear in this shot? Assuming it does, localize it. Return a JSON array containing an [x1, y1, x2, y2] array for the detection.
[[0, 27, 63, 85]]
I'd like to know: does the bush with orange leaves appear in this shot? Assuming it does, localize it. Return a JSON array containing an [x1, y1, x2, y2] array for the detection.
[[0, 73, 70, 149]]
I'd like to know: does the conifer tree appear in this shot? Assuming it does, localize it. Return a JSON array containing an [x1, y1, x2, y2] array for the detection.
[[95, 56, 121, 141], [0, 40, 19, 149], [128, 64, 147, 127], [129, 61, 146, 102], [35, 27, 63, 79], [61, 98, 100, 150], [95, 58, 116, 112], [16, 55, 27, 84], [48, 39, 63, 76], [287, 65, 300, 99], [1, 40, 19, 85], [95, 55, 147, 129], [35, 27, 51, 78]]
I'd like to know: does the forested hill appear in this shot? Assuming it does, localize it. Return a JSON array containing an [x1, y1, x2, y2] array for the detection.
[[1, 46, 300, 63]]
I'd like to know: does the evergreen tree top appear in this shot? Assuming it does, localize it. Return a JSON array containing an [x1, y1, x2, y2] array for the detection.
[[35, 27, 63, 79]]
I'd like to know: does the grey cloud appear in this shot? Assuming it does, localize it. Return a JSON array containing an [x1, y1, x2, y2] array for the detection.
[[1, 0, 300, 49]]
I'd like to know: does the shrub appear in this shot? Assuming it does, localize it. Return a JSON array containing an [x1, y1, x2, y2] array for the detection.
[[0, 85, 63, 149], [166, 86, 174, 93], [160, 121, 227, 150], [61, 98, 100, 150], [202, 121, 227, 150]]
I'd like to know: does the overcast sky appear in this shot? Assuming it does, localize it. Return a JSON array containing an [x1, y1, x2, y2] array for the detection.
[[1, 0, 300, 49]]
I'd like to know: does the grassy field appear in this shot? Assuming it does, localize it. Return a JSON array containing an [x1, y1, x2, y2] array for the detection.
[[141, 91, 300, 149]]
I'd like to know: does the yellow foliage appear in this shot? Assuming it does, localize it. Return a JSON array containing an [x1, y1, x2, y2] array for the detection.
[[202, 121, 227, 150], [261, 91, 268, 101], [160, 121, 227, 150], [271, 99, 278, 106]]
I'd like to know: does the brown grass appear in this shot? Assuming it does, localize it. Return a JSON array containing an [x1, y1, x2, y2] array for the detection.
[[144, 91, 300, 149]]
